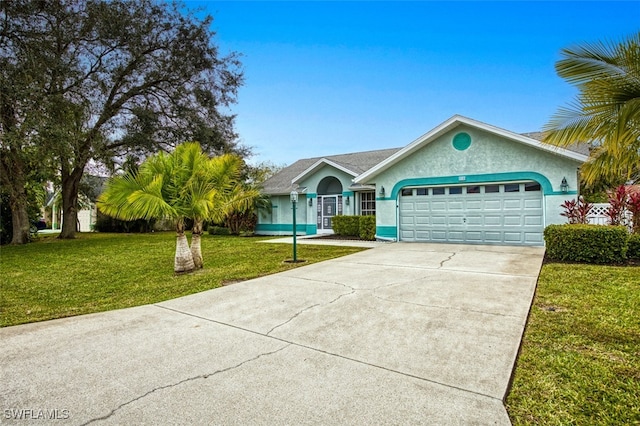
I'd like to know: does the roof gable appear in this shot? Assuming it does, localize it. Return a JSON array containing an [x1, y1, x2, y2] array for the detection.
[[354, 115, 589, 184]]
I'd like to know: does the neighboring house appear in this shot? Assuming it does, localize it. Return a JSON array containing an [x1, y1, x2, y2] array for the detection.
[[45, 192, 97, 232], [257, 115, 589, 246]]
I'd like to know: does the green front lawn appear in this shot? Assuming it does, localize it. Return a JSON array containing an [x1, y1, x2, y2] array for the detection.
[[507, 263, 640, 425], [0, 232, 364, 327]]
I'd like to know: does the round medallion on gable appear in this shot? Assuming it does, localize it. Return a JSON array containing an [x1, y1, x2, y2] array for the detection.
[[452, 132, 471, 151]]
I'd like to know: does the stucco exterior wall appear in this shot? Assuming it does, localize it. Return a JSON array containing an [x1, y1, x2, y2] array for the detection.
[[256, 194, 312, 235], [370, 126, 582, 239]]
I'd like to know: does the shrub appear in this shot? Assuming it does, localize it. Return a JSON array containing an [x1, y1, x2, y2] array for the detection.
[[628, 192, 640, 234], [544, 224, 628, 264], [332, 215, 360, 236], [208, 226, 230, 235], [359, 215, 376, 240], [628, 234, 640, 260], [94, 214, 155, 233], [560, 196, 593, 224], [606, 185, 628, 226]]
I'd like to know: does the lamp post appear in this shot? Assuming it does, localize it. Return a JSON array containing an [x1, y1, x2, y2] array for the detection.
[[290, 190, 298, 262]]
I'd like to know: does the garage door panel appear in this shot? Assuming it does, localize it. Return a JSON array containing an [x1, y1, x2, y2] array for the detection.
[[484, 215, 501, 226], [431, 202, 447, 211], [484, 200, 502, 211], [400, 230, 415, 239], [448, 201, 464, 211], [504, 216, 522, 226], [400, 202, 415, 212], [466, 216, 483, 226], [415, 216, 431, 225], [431, 230, 447, 241], [525, 232, 543, 243], [466, 200, 482, 210], [448, 230, 465, 241], [432, 216, 447, 225], [466, 231, 483, 242], [400, 216, 415, 225], [448, 216, 464, 226], [399, 181, 544, 246], [524, 199, 542, 209], [524, 215, 542, 226], [504, 232, 523, 242], [504, 199, 522, 209], [484, 231, 502, 242]]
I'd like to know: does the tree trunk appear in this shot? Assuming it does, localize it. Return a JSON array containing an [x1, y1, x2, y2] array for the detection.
[[58, 164, 84, 239], [9, 191, 30, 245], [0, 151, 30, 245], [190, 219, 204, 269], [175, 220, 195, 273]]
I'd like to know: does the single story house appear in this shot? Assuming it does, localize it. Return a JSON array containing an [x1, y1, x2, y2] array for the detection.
[[257, 115, 589, 246]]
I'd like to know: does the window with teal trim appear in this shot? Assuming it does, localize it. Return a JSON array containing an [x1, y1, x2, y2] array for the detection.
[[452, 132, 471, 151]]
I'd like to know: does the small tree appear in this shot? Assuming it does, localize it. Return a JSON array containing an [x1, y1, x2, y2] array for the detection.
[[98, 143, 257, 273]]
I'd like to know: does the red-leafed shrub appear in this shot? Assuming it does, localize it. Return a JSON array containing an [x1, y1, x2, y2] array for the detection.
[[560, 196, 593, 224], [606, 185, 628, 226]]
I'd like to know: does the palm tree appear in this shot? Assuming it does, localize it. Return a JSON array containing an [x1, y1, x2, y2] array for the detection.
[[97, 142, 258, 273], [543, 32, 640, 187]]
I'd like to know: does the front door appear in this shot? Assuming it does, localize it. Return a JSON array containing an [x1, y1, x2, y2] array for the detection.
[[317, 195, 342, 232]]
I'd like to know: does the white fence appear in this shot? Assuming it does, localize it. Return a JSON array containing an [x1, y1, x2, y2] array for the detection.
[[587, 203, 610, 225], [586, 203, 632, 229]]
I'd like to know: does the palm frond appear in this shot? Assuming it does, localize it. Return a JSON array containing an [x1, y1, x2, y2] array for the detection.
[[544, 32, 640, 186]]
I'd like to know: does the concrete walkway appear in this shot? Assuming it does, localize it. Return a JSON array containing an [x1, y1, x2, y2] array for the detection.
[[0, 242, 544, 425]]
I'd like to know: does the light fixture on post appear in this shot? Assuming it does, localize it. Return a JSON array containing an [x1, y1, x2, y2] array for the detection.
[[345, 196, 350, 206], [290, 190, 298, 262], [379, 186, 385, 197], [560, 177, 569, 193], [308, 197, 313, 207]]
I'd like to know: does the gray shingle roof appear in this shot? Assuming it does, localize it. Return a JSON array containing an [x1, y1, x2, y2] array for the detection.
[[261, 147, 402, 194], [520, 132, 591, 155]]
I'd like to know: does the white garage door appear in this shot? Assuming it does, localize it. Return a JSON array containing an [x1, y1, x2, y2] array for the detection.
[[399, 182, 544, 246]]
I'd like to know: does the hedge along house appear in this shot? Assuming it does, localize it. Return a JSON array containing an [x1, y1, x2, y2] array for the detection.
[[257, 115, 589, 246]]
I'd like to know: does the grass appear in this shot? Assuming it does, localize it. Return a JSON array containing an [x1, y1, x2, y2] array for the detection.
[[506, 262, 640, 425], [0, 232, 365, 327]]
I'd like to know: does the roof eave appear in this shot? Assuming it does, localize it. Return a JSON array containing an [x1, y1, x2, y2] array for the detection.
[[291, 158, 358, 185]]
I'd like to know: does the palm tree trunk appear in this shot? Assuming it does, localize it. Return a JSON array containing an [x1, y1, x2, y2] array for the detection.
[[190, 219, 204, 269], [175, 220, 195, 273]]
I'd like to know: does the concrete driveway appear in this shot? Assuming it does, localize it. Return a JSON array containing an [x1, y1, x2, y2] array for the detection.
[[1, 242, 544, 425]]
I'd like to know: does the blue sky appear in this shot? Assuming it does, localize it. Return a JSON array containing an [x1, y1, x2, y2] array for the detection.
[[186, 1, 639, 166]]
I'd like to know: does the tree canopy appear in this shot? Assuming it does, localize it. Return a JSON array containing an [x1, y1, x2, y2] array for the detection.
[[543, 32, 640, 188], [0, 0, 245, 243]]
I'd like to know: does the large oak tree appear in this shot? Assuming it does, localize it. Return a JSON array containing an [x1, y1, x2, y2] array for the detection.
[[0, 0, 245, 243]]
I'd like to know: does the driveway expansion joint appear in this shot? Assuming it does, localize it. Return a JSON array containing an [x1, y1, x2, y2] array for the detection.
[[79, 344, 290, 425], [371, 292, 522, 319]]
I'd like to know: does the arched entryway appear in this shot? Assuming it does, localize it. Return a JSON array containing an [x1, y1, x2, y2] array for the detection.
[[317, 176, 343, 232]]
